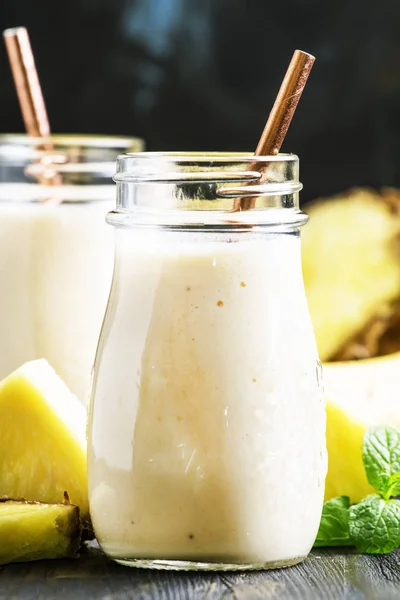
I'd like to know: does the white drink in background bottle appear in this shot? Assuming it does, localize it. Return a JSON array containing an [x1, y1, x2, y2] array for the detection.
[[0, 183, 114, 404]]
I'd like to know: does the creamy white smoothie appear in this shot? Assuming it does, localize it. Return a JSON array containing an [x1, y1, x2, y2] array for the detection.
[[0, 183, 114, 403], [89, 228, 327, 567]]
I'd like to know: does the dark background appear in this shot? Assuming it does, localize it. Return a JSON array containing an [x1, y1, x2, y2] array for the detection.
[[1, 0, 399, 203]]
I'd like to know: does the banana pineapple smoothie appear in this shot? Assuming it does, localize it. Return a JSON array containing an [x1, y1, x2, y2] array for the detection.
[[0, 184, 114, 403], [89, 228, 327, 567], [0, 134, 143, 404]]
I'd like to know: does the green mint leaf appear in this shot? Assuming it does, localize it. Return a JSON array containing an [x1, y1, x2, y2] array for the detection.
[[349, 494, 400, 554], [313, 496, 352, 547], [362, 426, 400, 498], [385, 473, 400, 499]]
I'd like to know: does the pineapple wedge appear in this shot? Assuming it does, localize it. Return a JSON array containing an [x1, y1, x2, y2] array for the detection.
[[0, 498, 81, 565], [0, 360, 89, 523], [323, 352, 400, 502], [302, 189, 400, 361]]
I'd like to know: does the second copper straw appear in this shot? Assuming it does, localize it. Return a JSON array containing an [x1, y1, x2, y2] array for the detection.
[[3, 27, 52, 149]]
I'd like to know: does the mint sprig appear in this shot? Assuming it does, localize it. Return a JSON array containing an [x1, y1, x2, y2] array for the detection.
[[313, 496, 351, 547], [362, 426, 400, 500], [349, 495, 400, 554], [314, 425, 400, 554]]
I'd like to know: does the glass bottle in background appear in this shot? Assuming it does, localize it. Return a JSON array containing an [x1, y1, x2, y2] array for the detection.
[[88, 152, 327, 570], [0, 134, 144, 404]]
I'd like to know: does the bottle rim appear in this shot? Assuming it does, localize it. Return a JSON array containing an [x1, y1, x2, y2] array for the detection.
[[0, 134, 145, 188], [114, 152, 299, 184], [109, 152, 306, 230], [0, 133, 143, 150]]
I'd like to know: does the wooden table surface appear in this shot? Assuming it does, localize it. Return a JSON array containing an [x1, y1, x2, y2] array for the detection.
[[1, 543, 400, 600]]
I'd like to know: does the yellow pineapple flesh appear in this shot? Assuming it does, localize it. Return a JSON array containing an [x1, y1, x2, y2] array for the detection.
[[323, 352, 400, 502], [0, 359, 89, 523], [302, 189, 400, 361]]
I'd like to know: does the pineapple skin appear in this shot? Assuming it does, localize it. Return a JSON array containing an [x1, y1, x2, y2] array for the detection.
[[0, 500, 81, 565]]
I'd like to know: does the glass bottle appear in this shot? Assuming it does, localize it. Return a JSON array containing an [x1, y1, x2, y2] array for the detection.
[[88, 152, 327, 570], [0, 134, 144, 403]]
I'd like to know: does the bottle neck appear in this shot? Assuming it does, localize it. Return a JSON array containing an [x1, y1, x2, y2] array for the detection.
[[109, 182, 307, 231], [110, 152, 307, 231]]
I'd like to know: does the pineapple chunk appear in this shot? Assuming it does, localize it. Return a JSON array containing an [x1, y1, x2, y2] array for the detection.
[[302, 189, 400, 360], [0, 498, 81, 565], [0, 360, 89, 522], [323, 352, 400, 502]]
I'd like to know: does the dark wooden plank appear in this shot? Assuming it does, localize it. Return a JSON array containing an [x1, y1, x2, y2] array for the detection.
[[0, 545, 399, 599], [346, 551, 400, 600]]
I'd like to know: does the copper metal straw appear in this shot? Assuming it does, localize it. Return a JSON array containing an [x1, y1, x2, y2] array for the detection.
[[3, 27, 52, 148], [235, 49, 315, 211], [255, 50, 315, 157], [3, 26, 63, 189]]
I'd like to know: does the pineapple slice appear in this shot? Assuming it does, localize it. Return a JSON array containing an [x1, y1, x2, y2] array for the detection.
[[302, 189, 400, 361], [323, 352, 400, 502], [0, 497, 81, 565], [0, 360, 89, 523]]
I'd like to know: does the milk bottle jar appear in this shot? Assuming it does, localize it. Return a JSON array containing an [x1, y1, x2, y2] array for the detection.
[[0, 134, 144, 403], [88, 152, 327, 570]]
